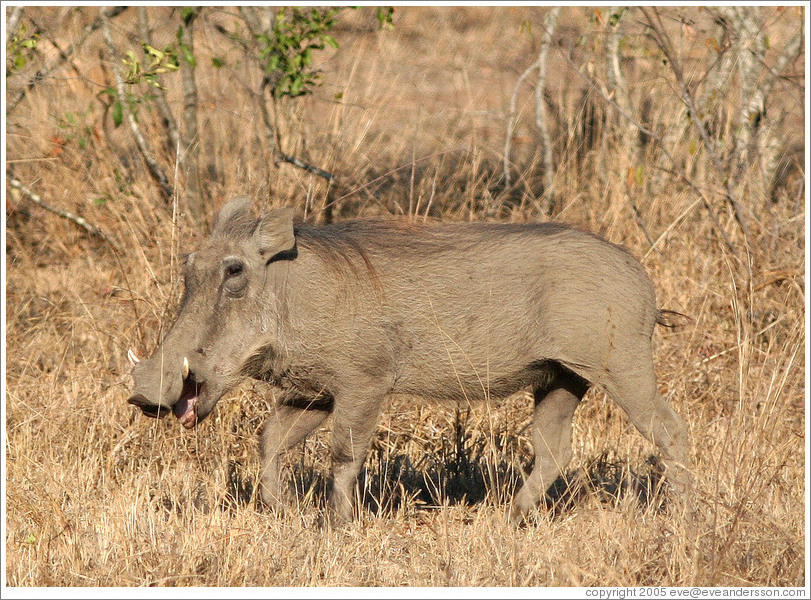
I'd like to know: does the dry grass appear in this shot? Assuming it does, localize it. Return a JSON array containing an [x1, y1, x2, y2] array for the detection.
[[4, 6, 806, 588]]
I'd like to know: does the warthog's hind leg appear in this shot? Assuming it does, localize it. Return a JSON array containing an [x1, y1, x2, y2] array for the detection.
[[603, 356, 692, 502], [510, 370, 589, 523]]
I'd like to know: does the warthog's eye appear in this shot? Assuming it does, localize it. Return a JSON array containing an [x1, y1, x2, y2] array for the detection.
[[223, 258, 248, 296], [225, 262, 244, 278]]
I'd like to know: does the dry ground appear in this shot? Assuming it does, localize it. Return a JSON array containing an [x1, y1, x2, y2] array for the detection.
[[4, 6, 807, 588]]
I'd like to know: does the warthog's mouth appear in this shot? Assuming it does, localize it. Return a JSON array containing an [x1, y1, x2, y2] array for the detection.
[[129, 377, 203, 429], [173, 377, 202, 429]]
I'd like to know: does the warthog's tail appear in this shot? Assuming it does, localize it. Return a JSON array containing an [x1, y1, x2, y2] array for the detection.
[[656, 309, 692, 329]]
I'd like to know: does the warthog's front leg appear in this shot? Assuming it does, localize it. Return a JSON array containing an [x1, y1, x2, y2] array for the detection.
[[327, 390, 385, 525], [260, 400, 331, 512]]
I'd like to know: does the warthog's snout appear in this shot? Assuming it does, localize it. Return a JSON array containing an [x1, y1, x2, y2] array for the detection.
[[128, 354, 204, 429]]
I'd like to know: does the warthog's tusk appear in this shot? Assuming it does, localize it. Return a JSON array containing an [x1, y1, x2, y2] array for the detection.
[[127, 348, 141, 366], [182, 356, 190, 380]]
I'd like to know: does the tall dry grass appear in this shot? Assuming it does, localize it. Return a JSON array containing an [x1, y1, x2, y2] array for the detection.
[[4, 6, 806, 587]]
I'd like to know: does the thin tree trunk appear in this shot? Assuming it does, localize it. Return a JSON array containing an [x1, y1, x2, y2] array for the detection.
[[605, 7, 636, 160], [6, 6, 24, 42], [179, 8, 202, 222], [536, 7, 559, 215]]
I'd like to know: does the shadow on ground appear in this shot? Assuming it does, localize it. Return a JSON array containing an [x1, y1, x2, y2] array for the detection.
[[220, 431, 671, 519]]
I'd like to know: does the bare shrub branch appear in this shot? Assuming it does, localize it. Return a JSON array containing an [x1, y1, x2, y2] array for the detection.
[[640, 7, 752, 255], [503, 59, 539, 190], [554, 29, 740, 259]]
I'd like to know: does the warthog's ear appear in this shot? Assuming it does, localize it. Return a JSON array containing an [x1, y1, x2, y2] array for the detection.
[[254, 207, 296, 262], [212, 196, 253, 237]]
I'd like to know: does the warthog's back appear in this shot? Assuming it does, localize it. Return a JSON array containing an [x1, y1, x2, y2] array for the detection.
[[291, 220, 659, 401]]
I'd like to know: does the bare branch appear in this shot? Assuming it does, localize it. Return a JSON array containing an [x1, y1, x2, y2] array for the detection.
[[503, 59, 539, 189], [178, 7, 203, 219], [8, 175, 119, 250], [555, 25, 740, 259], [640, 7, 752, 253], [758, 24, 804, 103]]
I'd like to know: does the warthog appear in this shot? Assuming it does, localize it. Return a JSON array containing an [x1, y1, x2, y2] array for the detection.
[[128, 197, 691, 523]]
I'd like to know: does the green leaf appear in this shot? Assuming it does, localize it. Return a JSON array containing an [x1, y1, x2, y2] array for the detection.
[[181, 6, 199, 24], [181, 45, 196, 68], [322, 34, 338, 48], [112, 101, 123, 128], [376, 6, 394, 30], [143, 44, 164, 60], [211, 57, 224, 68]]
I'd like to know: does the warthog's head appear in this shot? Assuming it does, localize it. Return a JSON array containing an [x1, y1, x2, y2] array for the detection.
[[128, 197, 295, 428]]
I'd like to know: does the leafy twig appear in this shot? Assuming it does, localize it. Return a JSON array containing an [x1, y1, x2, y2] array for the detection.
[[100, 8, 174, 203], [136, 7, 180, 151], [238, 8, 335, 184], [7, 7, 128, 115]]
